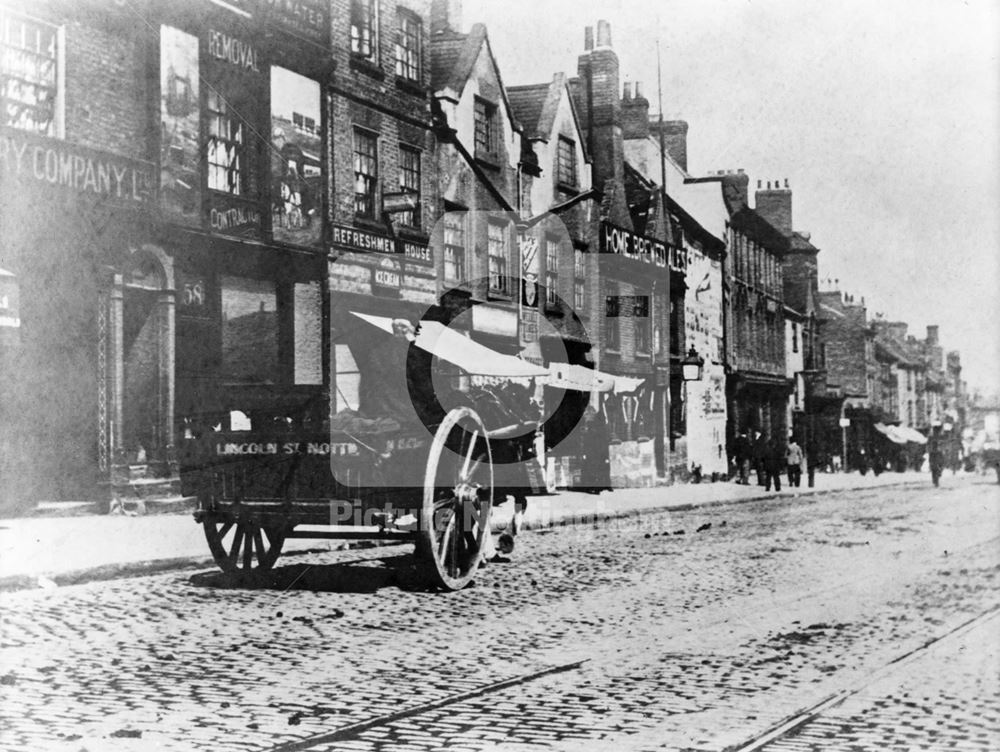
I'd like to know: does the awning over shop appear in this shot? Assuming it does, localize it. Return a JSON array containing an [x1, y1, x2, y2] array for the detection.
[[874, 423, 908, 444], [351, 312, 549, 378], [612, 375, 646, 394], [895, 425, 928, 445], [546, 362, 616, 393]]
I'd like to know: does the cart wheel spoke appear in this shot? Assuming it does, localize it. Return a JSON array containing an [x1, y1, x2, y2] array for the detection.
[[418, 407, 494, 590], [253, 529, 266, 567], [242, 528, 254, 571], [203, 519, 286, 576]]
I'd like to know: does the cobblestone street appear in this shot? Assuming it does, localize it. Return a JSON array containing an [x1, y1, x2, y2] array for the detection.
[[0, 478, 997, 751]]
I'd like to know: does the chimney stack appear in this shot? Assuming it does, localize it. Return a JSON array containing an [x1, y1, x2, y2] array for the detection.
[[596, 19, 612, 47], [926, 325, 939, 345], [430, 0, 462, 35], [622, 80, 650, 139], [577, 20, 623, 191], [718, 169, 749, 213], [755, 177, 792, 235]]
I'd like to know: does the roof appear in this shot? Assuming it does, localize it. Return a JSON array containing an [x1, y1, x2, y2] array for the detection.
[[729, 206, 791, 255], [430, 24, 518, 128], [507, 83, 550, 139], [789, 231, 819, 253]]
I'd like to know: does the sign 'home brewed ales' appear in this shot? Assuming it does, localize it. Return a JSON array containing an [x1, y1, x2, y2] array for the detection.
[[599, 222, 688, 274]]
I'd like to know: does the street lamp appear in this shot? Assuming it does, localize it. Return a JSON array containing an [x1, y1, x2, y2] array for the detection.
[[681, 346, 704, 382]]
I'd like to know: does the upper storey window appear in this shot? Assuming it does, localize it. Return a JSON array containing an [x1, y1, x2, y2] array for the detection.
[[1, 8, 62, 137], [206, 89, 244, 195], [474, 97, 497, 155], [353, 128, 378, 219], [350, 0, 377, 59], [557, 136, 576, 188], [394, 11, 420, 81]]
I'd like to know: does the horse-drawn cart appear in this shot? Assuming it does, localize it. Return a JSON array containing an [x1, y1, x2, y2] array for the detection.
[[180, 307, 556, 590]]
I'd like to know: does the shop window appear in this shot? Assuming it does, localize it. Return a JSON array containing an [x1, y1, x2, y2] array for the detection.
[[604, 293, 620, 351], [207, 88, 244, 195], [1, 8, 62, 137], [333, 344, 361, 413], [271, 67, 322, 247], [293, 282, 322, 385], [353, 128, 378, 218], [221, 277, 278, 384], [487, 221, 508, 295], [397, 146, 420, 227], [474, 97, 497, 156], [557, 135, 576, 188], [573, 250, 586, 312], [394, 11, 420, 81], [350, 0, 377, 59], [545, 237, 558, 306], [634, 296, 650, 354], [443, 212, 465, 281]]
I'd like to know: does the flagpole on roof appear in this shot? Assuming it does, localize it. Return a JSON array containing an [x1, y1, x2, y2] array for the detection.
[[657, 37, 672, 477]]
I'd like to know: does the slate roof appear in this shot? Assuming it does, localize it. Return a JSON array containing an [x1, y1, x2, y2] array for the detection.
[[729, 206, 791, 255], [507, 83, 550, 139], [430, 24, 517, 126], [789, 231, 819, 253]]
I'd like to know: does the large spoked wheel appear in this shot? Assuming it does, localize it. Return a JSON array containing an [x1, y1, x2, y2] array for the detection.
[[417, 407, 494, 591], [203, 517, 286, 577]]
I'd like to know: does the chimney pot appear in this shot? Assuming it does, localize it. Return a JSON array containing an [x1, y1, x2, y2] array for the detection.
[[737, 168, 745, 174], [596, 19, 612, 47], [634, 81, 643, 98], [584, 26, 593, 50], [784, 178, 789, 188], [766, 181, 771, 189], [623, 81, 632, 99], [757, 180, 761, 188]]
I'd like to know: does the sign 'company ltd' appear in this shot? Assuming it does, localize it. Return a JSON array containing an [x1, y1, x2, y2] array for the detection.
[[0, 126, 153, 205]]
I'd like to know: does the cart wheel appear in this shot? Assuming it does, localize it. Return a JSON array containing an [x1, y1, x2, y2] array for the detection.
[[417, 406, 494, 590], [203, 519, 285, 576]]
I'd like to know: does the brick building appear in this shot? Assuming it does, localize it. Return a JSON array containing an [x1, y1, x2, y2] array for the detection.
[[717, 174, 791, 447], [816, 287, 876, 470]]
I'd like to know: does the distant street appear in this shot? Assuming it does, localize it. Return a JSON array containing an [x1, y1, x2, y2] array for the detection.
[[1, 478, 998, 751]]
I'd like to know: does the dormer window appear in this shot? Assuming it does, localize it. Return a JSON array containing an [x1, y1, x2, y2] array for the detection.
[[474, 97, 497, 156], [557, 135, 577, 188], [350, 0, 377, 59]]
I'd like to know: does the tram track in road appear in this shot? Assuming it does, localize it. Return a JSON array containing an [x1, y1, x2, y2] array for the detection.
[[259, 530, 999, 752], [731, 604, 1000, 752], [263, 659, 589, 752]]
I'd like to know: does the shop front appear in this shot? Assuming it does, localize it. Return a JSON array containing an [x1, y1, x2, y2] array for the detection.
[[0, 124, 157, 508]]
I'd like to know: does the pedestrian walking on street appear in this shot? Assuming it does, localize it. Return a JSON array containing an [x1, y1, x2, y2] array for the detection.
[[578, 404, 612, 494], [752, 430, 767, 487], [732, 431, 751, 484], [786, 438, 803, 488], [764, 436, 784, 492], [928, 427, 944, 488]]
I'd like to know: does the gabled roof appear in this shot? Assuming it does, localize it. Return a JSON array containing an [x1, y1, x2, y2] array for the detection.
[[508, 73, 590, 162], [507, 83, 549, 138], [430, 23, 518, 128]]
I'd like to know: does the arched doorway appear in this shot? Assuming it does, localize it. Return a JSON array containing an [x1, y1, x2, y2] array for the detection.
[[106, 246, 176, 487]]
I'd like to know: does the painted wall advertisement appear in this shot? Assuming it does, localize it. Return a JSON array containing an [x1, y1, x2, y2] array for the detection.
[[160, 25, 201, 221], [270, 66, 322, 248]]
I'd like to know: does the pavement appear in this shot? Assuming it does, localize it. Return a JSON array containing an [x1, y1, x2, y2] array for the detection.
[[0, 469, 946, 591]]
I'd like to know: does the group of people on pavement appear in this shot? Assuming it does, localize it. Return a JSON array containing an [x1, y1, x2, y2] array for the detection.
[[730, 430, 806, 492]]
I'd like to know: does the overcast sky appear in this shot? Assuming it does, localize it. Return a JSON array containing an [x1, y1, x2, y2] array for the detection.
[[463, 0, 1000, 395]]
